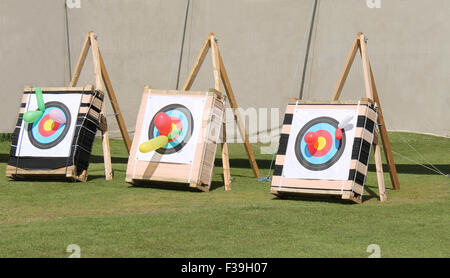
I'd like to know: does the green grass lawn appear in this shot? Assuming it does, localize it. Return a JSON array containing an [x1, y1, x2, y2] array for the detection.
[[0, 132, 449, 257]]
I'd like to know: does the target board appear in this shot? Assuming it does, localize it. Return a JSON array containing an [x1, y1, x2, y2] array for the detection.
[[126, 88, 224, 191], [271, 99, 378, 201], [6, 86, 103, 181]]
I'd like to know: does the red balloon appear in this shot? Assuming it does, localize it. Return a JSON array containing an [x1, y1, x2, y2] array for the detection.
[[154, 112, 172, 136], [305, 131, 318, 145], [335, 128, 343, 140]]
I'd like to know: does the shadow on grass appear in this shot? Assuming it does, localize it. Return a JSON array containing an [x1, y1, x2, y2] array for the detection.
[[216, 157, 449, 176], [271, 188, 379, 204], [125, 179, 225, 192]]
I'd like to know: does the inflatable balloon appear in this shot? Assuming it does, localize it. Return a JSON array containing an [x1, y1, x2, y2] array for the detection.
[[139, 135, 169, 153], [49, 109, 66, 124], [154, 112, 172, 136], [23, 110, 43, 124], [167, 123, 181, 140], [35, 87, 45, 112], [335, 128, 343, 140], [304, 131, 318, 145]]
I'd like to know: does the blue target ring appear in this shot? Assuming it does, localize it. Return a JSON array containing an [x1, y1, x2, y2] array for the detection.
[[294, 116, 346, 171], [27, 101, 71, 149], [148, 104, 194, 154]]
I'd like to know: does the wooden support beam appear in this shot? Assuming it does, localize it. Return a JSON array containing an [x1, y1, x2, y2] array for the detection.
[[89, 31, 113, 180], [331, 33, 361, 101], [183, 33, 212, 91], [330, 32, 400, 200], [369, 62, 400, 190], [373, 139, 387, 202], [359, 34, 374, 100], [98, 50, 131, 153], [180, 32, 261, 189], [70, 34, 90, 87], [67, 31, 131, 181], [217, 51, 261, 178]]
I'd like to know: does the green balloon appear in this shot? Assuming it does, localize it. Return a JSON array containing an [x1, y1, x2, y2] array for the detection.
[[23, 110, 43, 124], [35, 87, 45, 112]]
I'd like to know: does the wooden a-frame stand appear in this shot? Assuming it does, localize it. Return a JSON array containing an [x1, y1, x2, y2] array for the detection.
[[183, 33, 261, 190], [69, 31, 131, 180], [332, 32, 400, 201]]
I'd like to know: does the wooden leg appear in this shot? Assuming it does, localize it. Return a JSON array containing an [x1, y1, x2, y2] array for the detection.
[[98, 50, 132, 153], [373, 141, 387, 202], [100, 114, 113, 180], [217, 50, 261, 178], [369, 63, 400, 190], [221, 121, 231, 191]]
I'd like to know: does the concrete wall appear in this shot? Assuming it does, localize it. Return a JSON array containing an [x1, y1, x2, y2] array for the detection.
[[1, 0, 449, 140]]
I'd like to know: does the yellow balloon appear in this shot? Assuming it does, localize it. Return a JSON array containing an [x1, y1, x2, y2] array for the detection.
[[139, 135, 169, 153]]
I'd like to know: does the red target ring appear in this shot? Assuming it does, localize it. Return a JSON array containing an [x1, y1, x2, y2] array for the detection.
[[37, 115, 61, 137], [306, 130, 332, 157]]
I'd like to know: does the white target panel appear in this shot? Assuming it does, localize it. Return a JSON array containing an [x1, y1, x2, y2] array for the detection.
[[283, 108, 358, 181], [16, 93, 82, 158], [135, 94, 206, 164]]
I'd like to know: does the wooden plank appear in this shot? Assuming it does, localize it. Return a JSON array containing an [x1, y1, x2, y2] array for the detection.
[[182, 33, 212, 91], [221, 121, 232, 190], [217, 49, 261, 178], [373, 140, 387, 202], [369, 62, 400, 190], [271, 176, 354, 191], [69, 34, 91, 87], [25, 87, 87, 92], [98, 49, 132, 153], [89, 31, 113, 181], [359, 34, 374, 99], [331, 33, 361, 101]]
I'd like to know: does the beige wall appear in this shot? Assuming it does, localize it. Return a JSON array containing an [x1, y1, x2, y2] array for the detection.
[[1, 0, 449, 139]]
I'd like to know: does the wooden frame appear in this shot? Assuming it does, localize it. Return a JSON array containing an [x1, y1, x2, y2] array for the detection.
[[6, 85, 103, 182], [126, 33, 260, 191], [183, 33, 261, 190], [125, 88, 224, 191], [68, 31, 131, 180], [6, 31, 130, 182], [272, 33, 398, 203], [271, 99, 379, 203]]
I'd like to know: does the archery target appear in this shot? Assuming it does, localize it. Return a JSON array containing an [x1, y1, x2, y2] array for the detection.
[[16, 94, 81, 157], [283, 108, 358, 181], [294, 116, 346, 171], [27, 101, 71, 149], [136, 94, 206, 164], [147, 104, 194, 155]]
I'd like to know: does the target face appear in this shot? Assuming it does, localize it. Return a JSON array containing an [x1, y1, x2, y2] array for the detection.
[[16, 93, 82, 158], [282, 107, 358, 181], [294, 117, 346, 171], [147, 104, 194, 154], [136, 94, 206, 164], [27, 101, 71, 149]]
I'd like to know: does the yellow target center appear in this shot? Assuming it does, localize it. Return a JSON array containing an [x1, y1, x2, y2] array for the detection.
[[43, 119, 55, 131], [314, 136, 327, 150]]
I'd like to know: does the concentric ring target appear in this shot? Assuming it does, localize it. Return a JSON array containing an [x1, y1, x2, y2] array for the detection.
[[27, 101, 71, 149], [148, 104, 194, 154], [294, 116, 346, 171]]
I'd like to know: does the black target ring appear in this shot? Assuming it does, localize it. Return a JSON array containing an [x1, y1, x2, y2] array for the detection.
[[294, 116, 346, 171], [148, 104, 194, 154], [27, 101, 72, 149]]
